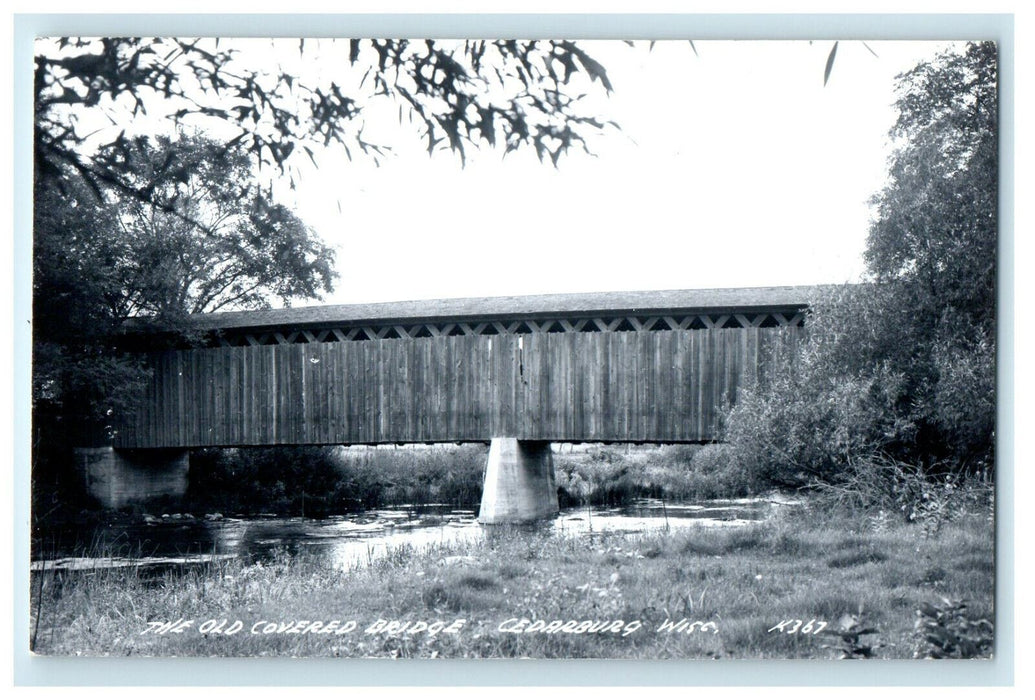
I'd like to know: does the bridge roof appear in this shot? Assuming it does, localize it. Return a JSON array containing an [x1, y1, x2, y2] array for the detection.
[[169, 284, 834, 333]]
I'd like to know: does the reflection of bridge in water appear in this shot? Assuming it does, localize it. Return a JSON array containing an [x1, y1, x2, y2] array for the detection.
[[77, 286, 818, 522]]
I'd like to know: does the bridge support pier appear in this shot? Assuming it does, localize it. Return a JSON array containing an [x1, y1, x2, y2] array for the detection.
[[478, 438, 558, 524], [74, 447, 190, 510]]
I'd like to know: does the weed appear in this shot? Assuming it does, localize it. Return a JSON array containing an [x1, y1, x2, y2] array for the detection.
[[458, 573, 498, 591], [680, 526, 766, 556], [497, 562, 525, 580], [919, 566, 948, 586], [826, 548, 889, 569], [768, 531, 808, 556], [821, 611, 882, 659], [641, 545, 664, 559], [913, 597, 993, 659]]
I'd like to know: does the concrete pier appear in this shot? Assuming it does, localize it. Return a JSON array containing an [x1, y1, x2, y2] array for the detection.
[[74, 447, 190, 509], [478, 438, 558, 524]]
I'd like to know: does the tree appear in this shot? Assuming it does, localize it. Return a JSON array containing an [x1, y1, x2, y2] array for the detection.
[[33, 133, 337, 435], [31, 37, 617, 466], [865, 41, 997, 467], [867, 41, 997, 322], [95, 133, 336, 322], [33, 173, 150, 430], [722, 42, 997, 491], [34, 38, 616, 203]]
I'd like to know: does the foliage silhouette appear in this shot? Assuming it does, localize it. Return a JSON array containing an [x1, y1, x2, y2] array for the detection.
[[34, 38, 617, 204]]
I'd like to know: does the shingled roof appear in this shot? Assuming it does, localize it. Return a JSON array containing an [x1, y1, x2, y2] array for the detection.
[[156, 284, 835, 333]]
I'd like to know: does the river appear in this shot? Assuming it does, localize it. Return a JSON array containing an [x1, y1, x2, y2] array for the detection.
[[32, 498, 779, 573]]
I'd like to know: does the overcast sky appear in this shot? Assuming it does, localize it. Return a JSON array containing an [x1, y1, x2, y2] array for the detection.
[[40, 37, 961, 307], [257, 39, 955, 306]]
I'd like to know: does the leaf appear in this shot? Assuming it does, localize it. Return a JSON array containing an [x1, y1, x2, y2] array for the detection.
[[823, 41, 839, 87], [918, 602, 940, 618], [926, 626, 954, 646], [569, 45, 613, 93]]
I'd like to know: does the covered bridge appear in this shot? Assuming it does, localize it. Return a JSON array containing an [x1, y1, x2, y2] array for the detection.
[[80, 285, 823, 520]]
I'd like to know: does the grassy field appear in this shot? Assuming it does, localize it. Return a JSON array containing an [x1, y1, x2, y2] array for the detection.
[[29, 502, 994, 659]]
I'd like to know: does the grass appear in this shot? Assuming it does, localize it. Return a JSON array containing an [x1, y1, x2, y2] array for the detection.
[[553, 444, 750, 506], [29, 503, 994, 659]]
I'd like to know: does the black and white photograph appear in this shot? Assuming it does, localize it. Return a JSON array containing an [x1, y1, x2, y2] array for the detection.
[[24, 22, 1001, 666]]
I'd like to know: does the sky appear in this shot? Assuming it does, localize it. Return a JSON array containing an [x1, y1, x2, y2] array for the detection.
[[39, 37, 960, 307], [268, 39, 956, 306]]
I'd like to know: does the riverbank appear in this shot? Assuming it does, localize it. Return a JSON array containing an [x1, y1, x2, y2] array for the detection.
[[30, 499, 994, 659]]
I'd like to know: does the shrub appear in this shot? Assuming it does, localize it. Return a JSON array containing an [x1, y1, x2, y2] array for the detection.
[[913, 597, 993, 658], [186, 444, 486, 516], [930, 333, 996, 473], [554, 444, 747, 506], [685, 444, 751, 499], [722, 282, 995, 496], [806, 454, 981, 535], [724, 302, 915, 490], [554, 446, 644, 506]]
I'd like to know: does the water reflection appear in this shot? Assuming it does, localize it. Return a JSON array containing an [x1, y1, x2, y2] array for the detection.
[[33, 498, 775, 572]]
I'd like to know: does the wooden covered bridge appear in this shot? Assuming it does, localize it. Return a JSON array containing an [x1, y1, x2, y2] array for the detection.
[[78, 285, 820, 521]]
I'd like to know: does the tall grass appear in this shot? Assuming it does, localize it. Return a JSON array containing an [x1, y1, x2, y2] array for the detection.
[[553, 443, 751, 507], [30, 498, 994, 659]]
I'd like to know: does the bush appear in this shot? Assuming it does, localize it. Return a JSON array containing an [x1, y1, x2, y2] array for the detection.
[[186, 444, 486, 516], [930, 333, 996, 473], [554, 444, 748, 506], [554, 446, 639, 506], [722, 283, 994, 494], [339, 444, 486, 509], [724, 292, 916, 491], [684, 444, 751, 499], [914, 597, 993, 659], [187, 446, 353, 516]]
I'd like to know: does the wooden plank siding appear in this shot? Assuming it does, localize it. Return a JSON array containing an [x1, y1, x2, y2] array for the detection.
[[113, 327, 803, 448]]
